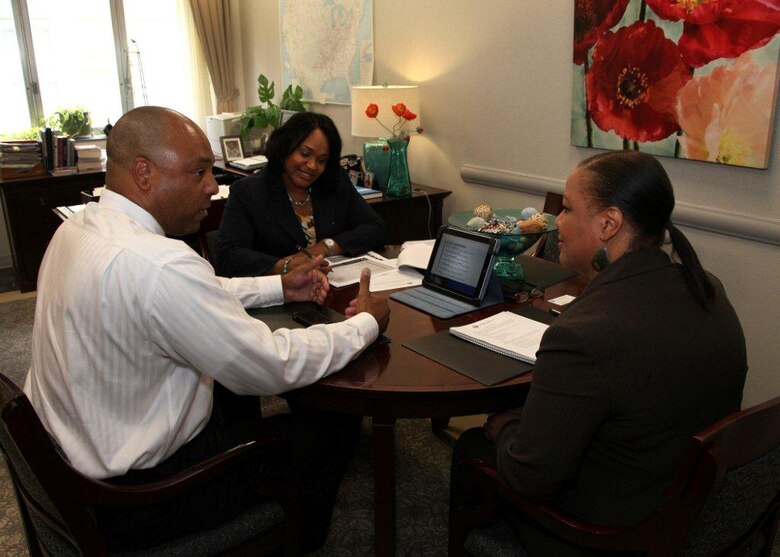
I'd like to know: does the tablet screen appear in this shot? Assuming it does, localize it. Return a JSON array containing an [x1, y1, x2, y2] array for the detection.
[[423, 227, 499, 304]]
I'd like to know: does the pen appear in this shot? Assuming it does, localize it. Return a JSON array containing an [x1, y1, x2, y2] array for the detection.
[[549, 308, 561, 317]]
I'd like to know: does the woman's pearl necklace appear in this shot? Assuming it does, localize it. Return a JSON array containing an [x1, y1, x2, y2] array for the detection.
[[288, 191, 311, 207]]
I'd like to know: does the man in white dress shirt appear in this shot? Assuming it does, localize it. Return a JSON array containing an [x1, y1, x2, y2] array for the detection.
[[23, 106, 390, 552]]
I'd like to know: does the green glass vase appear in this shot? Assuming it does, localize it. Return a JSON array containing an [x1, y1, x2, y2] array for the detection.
[[385, 137, 412, 197]]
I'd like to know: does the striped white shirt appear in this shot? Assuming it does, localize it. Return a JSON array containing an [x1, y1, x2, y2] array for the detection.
[[24, 189, 377, 479]]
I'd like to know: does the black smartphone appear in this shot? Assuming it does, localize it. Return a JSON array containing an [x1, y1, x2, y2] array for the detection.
[[292, 310, 334, 327]]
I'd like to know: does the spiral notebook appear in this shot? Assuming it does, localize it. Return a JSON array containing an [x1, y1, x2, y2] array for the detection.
[[449, 311, 549, 364]]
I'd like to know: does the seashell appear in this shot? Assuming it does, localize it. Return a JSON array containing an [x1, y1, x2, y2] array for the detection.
[[467, 216, 487, 229], [518, 212, 547, 233], [474, 204, 493, 220], [520, 207, 539, 220]]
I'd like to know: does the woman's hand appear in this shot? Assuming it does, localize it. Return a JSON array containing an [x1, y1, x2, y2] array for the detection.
[[274, 251, 331, 275]]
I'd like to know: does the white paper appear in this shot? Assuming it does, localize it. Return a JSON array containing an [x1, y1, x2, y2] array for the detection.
[[396, 241, 433, 273], [369, 267, 423, 292], [213, 185, 230, 200], [548, 294, 576, 306], [327, 252, 395, 288], [450, 311, 549, 363]]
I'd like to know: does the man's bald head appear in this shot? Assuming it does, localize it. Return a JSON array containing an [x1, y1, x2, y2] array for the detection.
[[103, 106, 217, 236], [106, 106, 193, 181]]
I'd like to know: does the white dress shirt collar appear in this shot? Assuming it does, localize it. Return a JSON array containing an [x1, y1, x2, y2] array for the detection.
[[99, 188, 165, 236]]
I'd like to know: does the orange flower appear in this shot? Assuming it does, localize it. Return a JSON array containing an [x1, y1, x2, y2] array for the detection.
[[363, 102, 421, 139], [676, 50, 776, 167]]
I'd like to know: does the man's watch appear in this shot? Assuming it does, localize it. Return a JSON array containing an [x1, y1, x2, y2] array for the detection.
[[323, 238, 335, 256]]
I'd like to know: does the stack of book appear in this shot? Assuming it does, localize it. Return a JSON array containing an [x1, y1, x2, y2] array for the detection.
[[355, 184, 383, 199], [75, 143, 104, 173], [229, 154, 268, 171], [39, 127, 82, 175], [0, 140, 45, 180], [51, 135, 77, 175]]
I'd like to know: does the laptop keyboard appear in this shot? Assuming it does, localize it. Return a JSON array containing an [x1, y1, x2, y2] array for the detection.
[[402, 287, 478, 312]]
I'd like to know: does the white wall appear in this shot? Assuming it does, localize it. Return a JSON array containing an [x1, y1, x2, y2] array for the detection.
[[244, 1, 777, 407]]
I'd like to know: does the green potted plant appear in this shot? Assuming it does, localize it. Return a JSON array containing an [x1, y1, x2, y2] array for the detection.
[[241, 74, 307, 142], [47, 108, 92, 137]]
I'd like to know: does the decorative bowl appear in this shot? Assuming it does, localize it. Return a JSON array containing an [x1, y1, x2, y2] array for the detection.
[[448, 209, 557, 281]]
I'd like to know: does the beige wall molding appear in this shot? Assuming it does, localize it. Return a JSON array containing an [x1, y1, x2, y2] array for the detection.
[[460, 164, 780, 247]]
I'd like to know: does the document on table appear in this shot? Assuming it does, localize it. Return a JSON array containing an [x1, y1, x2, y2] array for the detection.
[[327, 252, 395, 288], [449, 311, 549, 364], [368, 240, 434, 292]]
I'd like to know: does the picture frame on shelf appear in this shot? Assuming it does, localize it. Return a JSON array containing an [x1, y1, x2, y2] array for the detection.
[[279, 110, 297, 127], [220, 135, 244, 163]]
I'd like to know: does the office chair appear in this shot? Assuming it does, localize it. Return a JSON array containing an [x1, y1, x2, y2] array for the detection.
[[531, 191, 563, 263], [449, 394, 780, 556], [0, 372, 302, 556]]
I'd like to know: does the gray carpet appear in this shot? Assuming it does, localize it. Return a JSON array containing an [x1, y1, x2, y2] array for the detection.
[[0, 296, 453, 555]]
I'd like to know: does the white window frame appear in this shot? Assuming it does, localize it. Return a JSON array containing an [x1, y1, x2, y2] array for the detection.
[[9, 0, 135, 129]]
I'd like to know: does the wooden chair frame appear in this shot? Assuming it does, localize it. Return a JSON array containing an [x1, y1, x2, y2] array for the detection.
[[0, 373, 303, 556], [449, 395, 780, 556]]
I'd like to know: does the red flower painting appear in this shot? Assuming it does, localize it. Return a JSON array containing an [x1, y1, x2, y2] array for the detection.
[[571, 0, 780, 168], [573, 0, 631, 65], [586, 20, 692, 142], [646, 0, 780, 67]]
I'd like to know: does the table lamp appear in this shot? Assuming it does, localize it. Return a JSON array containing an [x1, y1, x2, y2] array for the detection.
[[351, 85, 421, 197]]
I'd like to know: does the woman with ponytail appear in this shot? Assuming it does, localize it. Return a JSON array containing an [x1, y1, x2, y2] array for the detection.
[[451, 151, 747, 556]]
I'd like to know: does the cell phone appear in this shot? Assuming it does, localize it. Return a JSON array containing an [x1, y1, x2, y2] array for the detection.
[[292, 310, 334, 327]]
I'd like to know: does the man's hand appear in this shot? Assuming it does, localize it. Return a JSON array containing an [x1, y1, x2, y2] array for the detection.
[[483, 409, 524, 442], [344, 268, 390, 334], [281, 255, 329, 304]]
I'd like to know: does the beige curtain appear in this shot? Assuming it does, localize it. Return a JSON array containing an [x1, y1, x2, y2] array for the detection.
[[189, 0, 239, 113]]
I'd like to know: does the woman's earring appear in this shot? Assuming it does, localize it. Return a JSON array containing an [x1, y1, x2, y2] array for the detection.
[[591, 245, 610, 272]]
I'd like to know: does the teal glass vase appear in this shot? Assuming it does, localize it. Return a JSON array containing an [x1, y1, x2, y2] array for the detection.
[[385, 137, 412, 197]]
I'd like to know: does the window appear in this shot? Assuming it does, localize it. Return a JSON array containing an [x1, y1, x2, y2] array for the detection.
[[1, 0, 213, 138], [26, 0, 122, 132], [0, 1, 32, 135]]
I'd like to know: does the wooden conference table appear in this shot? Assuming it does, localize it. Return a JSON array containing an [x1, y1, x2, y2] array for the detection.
[[278, 254, 589, 556]]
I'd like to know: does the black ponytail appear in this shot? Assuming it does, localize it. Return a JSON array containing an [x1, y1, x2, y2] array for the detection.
[[665, 221, 715, 307]]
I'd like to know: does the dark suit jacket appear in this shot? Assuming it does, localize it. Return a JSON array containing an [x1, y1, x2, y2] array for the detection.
[[215, 168, 386, 277], [497, 247, 747, 528]]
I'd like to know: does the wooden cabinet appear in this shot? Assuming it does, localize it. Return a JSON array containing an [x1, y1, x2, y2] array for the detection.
[[0, 171, 106, 292], [366, 184, 451, 244]]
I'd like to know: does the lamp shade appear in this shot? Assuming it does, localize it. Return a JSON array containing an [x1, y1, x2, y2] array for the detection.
[[351, 85, 421, 138]]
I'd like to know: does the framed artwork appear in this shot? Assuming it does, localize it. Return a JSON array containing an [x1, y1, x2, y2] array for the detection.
[[571, 0, 780, 169], [220, 135, 244, 163]]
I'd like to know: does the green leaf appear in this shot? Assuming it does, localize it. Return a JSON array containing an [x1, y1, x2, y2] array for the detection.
[[257, 74, 275, 105]]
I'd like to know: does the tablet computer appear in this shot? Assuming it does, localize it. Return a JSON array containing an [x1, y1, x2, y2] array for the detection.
[[422, 226, 500, 305]]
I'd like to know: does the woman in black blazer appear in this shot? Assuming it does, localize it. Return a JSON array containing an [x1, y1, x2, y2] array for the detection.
[[215, 112, 386, 277], [451, 151, 747, 556]]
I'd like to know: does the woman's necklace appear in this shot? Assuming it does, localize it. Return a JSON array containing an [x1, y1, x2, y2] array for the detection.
[[287, 191, 311, 207]]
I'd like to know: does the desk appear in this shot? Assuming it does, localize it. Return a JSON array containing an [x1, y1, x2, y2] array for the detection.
[[1, 170, 106, 292], [284, 255, 588, 556]]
